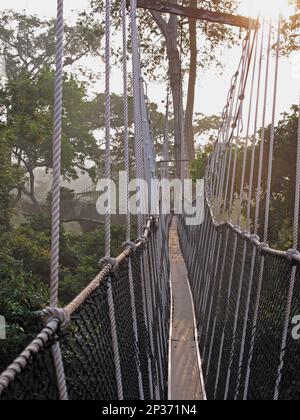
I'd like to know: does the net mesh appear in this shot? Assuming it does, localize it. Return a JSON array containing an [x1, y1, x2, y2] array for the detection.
[[0, 219, 170, 401], [178, 199, 300, 401]]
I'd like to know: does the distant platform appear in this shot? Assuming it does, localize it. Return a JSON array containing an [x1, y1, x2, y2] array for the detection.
[[168, 217, 205, 400]]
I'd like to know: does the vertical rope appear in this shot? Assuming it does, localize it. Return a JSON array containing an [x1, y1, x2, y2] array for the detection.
[[263, 18, 281, 243], [254, 21, 272, 233], [121, 0, 144, 399], [130, 0, 144, 235], [105, 0, 123, 400], [50, 0, 68, 401], [244, 20, 276, 400], [122, 0, 130, 242], [163, 90, 170, 179], [246, 21, 265, 228], [104, 0, 111, 257], [129, 0, 155, 397], [274, 93, 300, 400], [234, 22, 265, 400], [238, 26, 259, 227], [224, 27, 259, 400]]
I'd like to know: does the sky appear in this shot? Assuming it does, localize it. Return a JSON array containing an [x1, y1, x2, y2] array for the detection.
[[0, 0, 299, 122]]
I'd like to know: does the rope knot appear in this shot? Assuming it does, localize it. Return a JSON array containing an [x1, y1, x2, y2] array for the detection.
[[239, 94, 245, 101], [258, 242, 269, 253], [143, 224, 151, 235], [250, 234, 260, 242], [286, 249, 300, 261], [38, 307, 70, 330], [123, 241, 137, 254], [153, 217, 159, 228], [99, 257, 119, 273], [135, 236, 148, 247]]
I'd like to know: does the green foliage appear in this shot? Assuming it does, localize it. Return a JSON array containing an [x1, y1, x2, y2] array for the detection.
[[0, 10, 102, 79], [60, 224, 126, 303], [190, 143, 214, 182], [87, 0, 238, 81], [281, 1, 300, 55], [0, 245, 49, 371], [0, 68, 101, 180], [220, 106, 299, 249], [0, 208, 126, 371]]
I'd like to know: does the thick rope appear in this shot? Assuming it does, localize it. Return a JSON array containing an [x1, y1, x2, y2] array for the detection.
[[104, 0, 111, 258], [238, 27, 259, 227], [244, 20, 276, 400], [293, 96, 300, 252], [0, 320, 59, 395], [254, 21, 272, 233], [121, 0, 144, 399], [130, 0, 144, 235], [246, 21, 265, 228], [215, 39, 251, 392], [50, 0, 68, 401], [104, 0, 123, 400], [274, 91, 300, 400], [129, 0, 155, 398], [122, 0, 130, 243], [263, 18, 281, 244], [234, 22, 265, 399], [163, 90, 170, 179], [225, 26, 260, 399]]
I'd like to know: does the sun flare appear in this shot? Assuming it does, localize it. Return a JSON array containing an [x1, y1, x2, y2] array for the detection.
[[245, 0, 293, 19]]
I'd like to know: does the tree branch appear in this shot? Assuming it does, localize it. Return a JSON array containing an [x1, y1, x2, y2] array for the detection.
[[150, 11, 169, 40]]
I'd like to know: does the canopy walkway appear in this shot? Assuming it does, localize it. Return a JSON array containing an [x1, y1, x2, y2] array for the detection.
[[0, 0, 300, 401]]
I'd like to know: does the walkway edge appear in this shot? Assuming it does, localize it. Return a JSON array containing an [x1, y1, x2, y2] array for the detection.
[[186, 278, 207, 401], [167, 271, 174, 401]]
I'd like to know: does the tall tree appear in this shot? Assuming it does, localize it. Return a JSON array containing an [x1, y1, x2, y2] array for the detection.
[[88, 0, 238, 175], [0, 10, 104, 209]]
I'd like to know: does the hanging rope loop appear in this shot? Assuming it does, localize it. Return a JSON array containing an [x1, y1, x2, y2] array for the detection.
[[38, 307, 70, 331], [123, 240, 138, 254], [99, 257, 120, 273], [286, 249, 300, 262]]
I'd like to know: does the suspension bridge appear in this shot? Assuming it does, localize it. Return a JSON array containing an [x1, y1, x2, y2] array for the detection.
[[0, 0, 300, 401]]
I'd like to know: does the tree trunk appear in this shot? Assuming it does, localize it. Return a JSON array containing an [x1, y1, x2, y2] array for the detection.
[[184, 0, 197, 163], [151, 2, 184, 178], [26, 164, 42, 212], [0, 142, 11, 228], [166, 18, 184, 178]]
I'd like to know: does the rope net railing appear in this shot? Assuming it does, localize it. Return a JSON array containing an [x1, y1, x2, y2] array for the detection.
[[0, 0, 171, 401], [0, 216, 171, 400], [178, 17, 300, 400], [179, 200, 300, 400]]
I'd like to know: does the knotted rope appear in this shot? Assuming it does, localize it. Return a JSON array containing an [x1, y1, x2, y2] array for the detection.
[[49, 0, 68, 401]]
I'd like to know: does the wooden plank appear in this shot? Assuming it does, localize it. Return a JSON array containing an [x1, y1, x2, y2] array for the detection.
[[168, 217, 204, 400], [136, 0, 259, 29]]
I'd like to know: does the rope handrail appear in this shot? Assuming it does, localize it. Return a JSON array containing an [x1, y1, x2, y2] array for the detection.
[[205, 189, 300, 263], [0, 217, 159, 397]]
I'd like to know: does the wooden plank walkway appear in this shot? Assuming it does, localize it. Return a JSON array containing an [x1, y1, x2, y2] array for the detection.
[[168, 217, 205, 400]]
